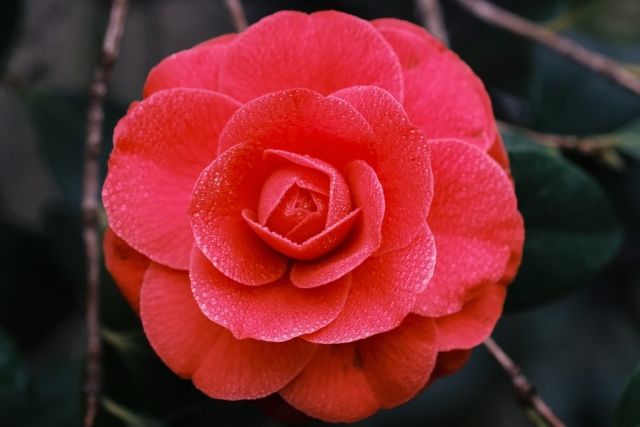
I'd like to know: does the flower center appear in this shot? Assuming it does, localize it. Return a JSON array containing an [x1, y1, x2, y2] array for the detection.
[[293, 187, 317, 213], [263, 183, 329, 244]]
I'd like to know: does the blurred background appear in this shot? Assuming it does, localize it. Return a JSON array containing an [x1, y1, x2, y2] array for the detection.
[[0, 0, 639, 426]]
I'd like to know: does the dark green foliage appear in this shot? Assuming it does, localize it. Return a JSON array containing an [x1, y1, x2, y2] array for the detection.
[[504, 133, 623, 309]]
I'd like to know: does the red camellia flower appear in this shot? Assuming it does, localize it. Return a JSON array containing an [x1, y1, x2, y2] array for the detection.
[[103, 11, 524, 422]]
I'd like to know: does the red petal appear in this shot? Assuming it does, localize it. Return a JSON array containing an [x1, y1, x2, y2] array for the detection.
[[263, 150, 351, 228], [251, 394, 312, 425], [189, 247, 351, 342], [357, 315, 438, 409], [140, 262, 317, 399], [113, 101, 140, 142], [373, 19, 496, 151], [103, 227, 149, 314], [414, 139, 523, 317], [290, 160, 384, 289], [216, 88, 378, 162], [487, 131, 511, 172], [426, 349, 473, 387], [331, 86, 433, 254], [188, 143, 288, 285], [103, 89, 241, 270], [218, 11, 403, 103], [257, 163, 328, 228], [143, 34, 237, 98], [304, 225, 435, 344], [243, 208, 359, 261], [436, 284, 506, 351], [280, 315, 438, 422], [279, 345, 378, 423]]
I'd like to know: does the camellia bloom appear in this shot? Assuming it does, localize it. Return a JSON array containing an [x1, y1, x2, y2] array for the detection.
[[103, 11, 524, 423]]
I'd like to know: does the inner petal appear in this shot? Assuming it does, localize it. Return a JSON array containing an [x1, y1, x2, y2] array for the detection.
[[263, 149, 352, 228], [265, 185, 329, 244]]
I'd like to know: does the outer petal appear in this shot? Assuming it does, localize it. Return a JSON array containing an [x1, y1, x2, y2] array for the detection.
[[487, 131, 511, 172], [188, 143, 288, 286], [331, 86, 433, 255], [414, 139, 522, 317], [219, 11, 403, 103], [103, 227, 149, 314], [190, 248, 351, 342], [216, 88, 379, 162], [304, 225, 435, 344], [102, 89, 241, 270], [357, 315, 438, 409], [113, 101, 140, 142], [373, 19, 496, 152], [436, 284, 506, 351], [279, 345, 378, 423], [426, 349, 473, 387], [290, 161, 384, 289], [280, 315, 438, 423], [143, 34, 237, 98], [140, 262, 317, 399]]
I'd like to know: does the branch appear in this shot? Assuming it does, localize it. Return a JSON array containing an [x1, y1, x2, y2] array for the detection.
[[454, 0, 640, 97], [224, 0, 248, 32], [82, 1, 128, 426], [497, 121, 619, 152], [484, 338, 567, 427], [416, 0, 449, 46]]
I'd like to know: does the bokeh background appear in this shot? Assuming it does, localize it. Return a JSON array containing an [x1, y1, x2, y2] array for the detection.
[[0, 0, 639, 426]]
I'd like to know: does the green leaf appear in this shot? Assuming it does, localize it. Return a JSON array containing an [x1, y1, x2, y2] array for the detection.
[[615, 116, 640, 162], [0, 359, 83, 427], [504, 133, 623, 309], [563, 0, 640, 43], [0, 328, 26, 394], [614, 361, 640, 427], [102, 397, 165, 427]]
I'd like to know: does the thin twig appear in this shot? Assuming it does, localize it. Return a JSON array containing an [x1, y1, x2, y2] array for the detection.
[[454, 0, 640, 97], [224, 0, 248, 32], [497, 121, 619, 152], [82, 1, 128, 426], [416, 0, 449, 46], [484, 338, 567, 427]]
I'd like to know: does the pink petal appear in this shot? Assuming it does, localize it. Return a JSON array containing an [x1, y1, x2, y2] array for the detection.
[[103, 227, 149, 314], [143, 34, 237, 98], [487, 132, 512, 172], [280, 315, 437, 422], [140, 262, 317, 400], [357, 314, 438, 408], [373, 19, 496, 151], [188, 142, 288, 285], [279, 345, 379, 423], [331, 85, 433, 255], [290, 160, 384, 289], [103, 89, 241, 270], [304, 224, 435, 344], [263, 150, 351, 228], [426, 349, 473, 387], [243, 208, 360, 261], [218, 11, 403, 103], [413, 139, 523, 317], [189, 247, 352, 342], [257, 163, 328, 229], [436, 284, 507, 351], [216, 88, 379, 162]]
